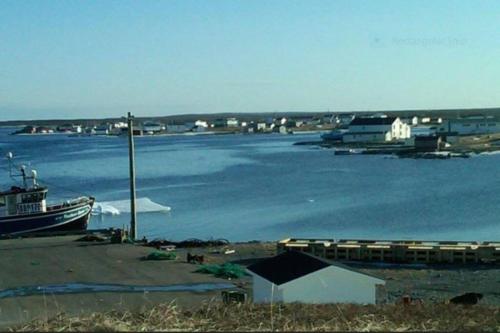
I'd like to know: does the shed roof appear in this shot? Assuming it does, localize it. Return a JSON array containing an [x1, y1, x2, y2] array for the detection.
[[247, 250, 384, 285], [350, 117, 396, 126]]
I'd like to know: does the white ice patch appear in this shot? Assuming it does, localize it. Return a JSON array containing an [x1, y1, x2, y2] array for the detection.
[[92, 197, 171, 216]]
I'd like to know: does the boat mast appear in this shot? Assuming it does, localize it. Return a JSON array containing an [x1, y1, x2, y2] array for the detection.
[[127, 112, 137, 241]]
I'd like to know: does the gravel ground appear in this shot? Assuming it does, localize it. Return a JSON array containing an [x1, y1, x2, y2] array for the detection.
[[0, 236, 498, 329], [199, 242, 500, 305]]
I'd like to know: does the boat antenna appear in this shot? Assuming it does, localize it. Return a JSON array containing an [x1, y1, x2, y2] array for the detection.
[[20, 165, 27, 188], [5, 152, 39, 189]]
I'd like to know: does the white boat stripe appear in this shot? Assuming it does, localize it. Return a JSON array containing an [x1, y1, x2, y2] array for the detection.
[[0, 203, 91, 223], [8, 206, 92, 235]]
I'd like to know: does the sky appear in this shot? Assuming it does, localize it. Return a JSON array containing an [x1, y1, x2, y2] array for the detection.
[[1, 0, 500, 121]]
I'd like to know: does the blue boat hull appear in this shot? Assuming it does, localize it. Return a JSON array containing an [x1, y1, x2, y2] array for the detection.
[[0, 199, 94, 236]]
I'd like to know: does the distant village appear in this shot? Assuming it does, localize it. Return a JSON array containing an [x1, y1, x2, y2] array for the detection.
[[318, 113, 500, 156], [10, 112, 500, 154], [11, 114, 338, 136]]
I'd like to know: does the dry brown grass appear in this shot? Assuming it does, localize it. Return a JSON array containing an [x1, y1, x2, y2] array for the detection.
[[11, 301, 500, 332]]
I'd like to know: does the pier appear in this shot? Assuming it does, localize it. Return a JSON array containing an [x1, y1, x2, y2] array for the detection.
[[278, 238, 500, 264]]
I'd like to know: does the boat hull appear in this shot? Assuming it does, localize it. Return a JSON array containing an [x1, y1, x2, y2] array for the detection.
[[0, 199, 94, 236]]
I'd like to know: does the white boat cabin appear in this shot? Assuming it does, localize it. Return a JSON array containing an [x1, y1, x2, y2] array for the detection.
[[0, 187, 48, 217]]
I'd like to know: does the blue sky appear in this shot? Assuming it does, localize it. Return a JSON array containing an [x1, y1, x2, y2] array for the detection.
[[1, 0, 499, 120]]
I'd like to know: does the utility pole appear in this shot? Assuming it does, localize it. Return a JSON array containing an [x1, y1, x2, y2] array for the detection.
[[127, 112, 137, 240]]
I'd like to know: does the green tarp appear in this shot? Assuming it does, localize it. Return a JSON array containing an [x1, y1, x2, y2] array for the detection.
[[195, 263, 247, 279], [144, 251, 177, 261]]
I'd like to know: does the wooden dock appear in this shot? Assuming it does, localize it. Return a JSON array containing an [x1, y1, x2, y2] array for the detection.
[[278, 238, 500, 264]]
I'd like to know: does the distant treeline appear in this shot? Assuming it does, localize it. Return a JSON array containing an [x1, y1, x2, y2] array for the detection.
[[1, 108, 500, 127]]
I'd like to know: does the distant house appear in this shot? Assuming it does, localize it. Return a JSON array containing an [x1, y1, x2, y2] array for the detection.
[[195, 120, 208, 128], [166, 124, 188, 133], [192, 125, 206, 132], [343, 131, 389, 143], [113, 122, 128, 129], [247, 251, 385, 304], [142, 121, 164, 134], [413, 136, 442, 152], [343, 116, 410, 143], [420, 117, 444, 125], [212, 118, 226, 128], [391, 118, 411, 140], [94, 123, 112, 135], [226, 118, 239, 127], [35, 127, 54, 134], [446, 116, 499, 135], [278, 117, 287, 126], [56, 124, 73, 133], [57, 124, 81, 133], [256, 123, 267, 132], [295, 120, 305, 127], [265, 117, 275, 126], [334, 114, 355, 127], [279, 125, 289, 134], [322, 114, 334, 124], [16, 126, 36, 134], [411, 125, 436, 137]]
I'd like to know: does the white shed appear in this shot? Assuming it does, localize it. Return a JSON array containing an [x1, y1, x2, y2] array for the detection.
[[247, 251, 385, 304]]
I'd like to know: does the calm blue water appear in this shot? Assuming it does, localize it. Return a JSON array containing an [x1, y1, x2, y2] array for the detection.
[[1, 127, 499, 242]]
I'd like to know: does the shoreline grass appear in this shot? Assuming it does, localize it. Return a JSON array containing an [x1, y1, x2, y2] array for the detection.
[[12, 301, 500, 332]]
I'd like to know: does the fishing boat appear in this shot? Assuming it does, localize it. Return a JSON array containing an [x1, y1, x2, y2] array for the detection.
[[0, 153, 94, 236]]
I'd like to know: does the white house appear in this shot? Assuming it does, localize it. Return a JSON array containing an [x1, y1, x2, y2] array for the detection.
[[226, 118, 239, 127], [391, 118, 411, 140], [257, 123, 267, 132], [195, 120, 208, 128], [247, 251, 385, 304], [343, 116, 410, 143], [113, 121, 128, 129]]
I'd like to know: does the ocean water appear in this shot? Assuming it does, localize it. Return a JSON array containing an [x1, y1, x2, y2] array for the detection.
[[0, 127, 499, 242]]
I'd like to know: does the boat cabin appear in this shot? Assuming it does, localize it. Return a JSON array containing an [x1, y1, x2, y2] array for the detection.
[[0, 187, 48, 217]]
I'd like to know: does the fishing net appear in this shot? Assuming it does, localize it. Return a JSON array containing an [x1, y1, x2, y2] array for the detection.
[[195, 263, 247, 279], [144, 250, 177, 261]]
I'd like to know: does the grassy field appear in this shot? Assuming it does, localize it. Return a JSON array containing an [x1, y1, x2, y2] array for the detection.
[[12, 302, 500, 332]]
